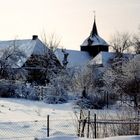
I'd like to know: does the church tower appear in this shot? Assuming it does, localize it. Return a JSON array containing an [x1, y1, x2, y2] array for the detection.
[[81, 14, 109, 57]]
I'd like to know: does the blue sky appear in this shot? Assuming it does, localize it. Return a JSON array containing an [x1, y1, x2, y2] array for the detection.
[[0, 0, 139, 50]]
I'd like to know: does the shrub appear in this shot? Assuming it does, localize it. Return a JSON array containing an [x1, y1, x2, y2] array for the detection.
[[43, 85, 68, 104], [14, 84, 39, 100], [0, 84, 16, 97], [75, 92, 116, 109]]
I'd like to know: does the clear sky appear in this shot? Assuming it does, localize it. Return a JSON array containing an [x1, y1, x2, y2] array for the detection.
[[0, 0, 140, 50]]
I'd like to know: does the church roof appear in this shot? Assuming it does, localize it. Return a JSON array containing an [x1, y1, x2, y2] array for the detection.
[[89, 51, 135, 66], [81, 18, 108, 47], [89, 52, 114, 66], [0, 37, 48, 68], [54, 48, 92, 68]]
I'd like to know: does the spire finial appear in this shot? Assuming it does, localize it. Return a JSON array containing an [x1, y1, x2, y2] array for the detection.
[[90, 10, 98, 36], [93, 10, 96, 21]]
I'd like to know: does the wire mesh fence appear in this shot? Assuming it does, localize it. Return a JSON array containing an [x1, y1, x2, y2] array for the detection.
[[0, 120, 46, 139], [49, 118, 77, 136], [0, 117, 78, 140], [1, 110, 139, 139]]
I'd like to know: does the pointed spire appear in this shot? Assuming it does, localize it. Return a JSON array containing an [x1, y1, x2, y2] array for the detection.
[[90, 11, 98, 36]]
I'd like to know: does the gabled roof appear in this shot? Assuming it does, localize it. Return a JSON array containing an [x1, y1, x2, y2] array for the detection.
[[0, 38, 48, 68], [54, 48, 92, 68], [89, 52, 114, 66], [89, 51, 135, 66], [81, 18, 108, 47]]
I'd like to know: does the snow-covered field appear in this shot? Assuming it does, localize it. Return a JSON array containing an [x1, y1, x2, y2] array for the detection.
[[0, 98, 76, 139], [0, 98, 139, 140], [39, 135, 140, 140]]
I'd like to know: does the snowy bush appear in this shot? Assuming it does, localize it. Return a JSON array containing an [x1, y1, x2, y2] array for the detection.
[[0, 83, 16, 97], [75, 88, 116, 109], [0, 80, 39, 100], [75, 98, 93, 109], [14, 84, 39, 100], [43, 85, 68, 104], [0, 79, 69, 103], [103, 54, 140, 109]]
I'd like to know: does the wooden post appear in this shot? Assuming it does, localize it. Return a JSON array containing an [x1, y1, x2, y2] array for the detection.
[[47, 115, 49, 137], [129, 119, 132, 135], [94, 114, 97, 139], [78, 110, 82, 137], [87, 110, 90, 138], [81, 118, 86, 137], [107, 93, 109, 109], [138, 110, 140, 134], [137, 110, 139, 135], [40, 86, 43, 100]]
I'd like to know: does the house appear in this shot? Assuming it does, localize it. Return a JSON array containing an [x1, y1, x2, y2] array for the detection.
[[0, 35, 62, 84], [0, 35, 48, 68]]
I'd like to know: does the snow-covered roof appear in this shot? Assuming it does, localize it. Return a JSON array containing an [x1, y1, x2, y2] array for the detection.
[[89, 51, 135, 66], [81, 18, 108, 47], [54, 48, 92, 68], [81, 35, 108, 46], [89, 52, 114, 66], [0, 38, 48, 68]]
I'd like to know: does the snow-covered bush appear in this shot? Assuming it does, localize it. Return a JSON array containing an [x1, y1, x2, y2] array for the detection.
[[14, 84, 39, 100], [43, 85, 68, 104], [75, 90, 115, 109], [0, 80, 40, 100], [0, 82, 16, 97]]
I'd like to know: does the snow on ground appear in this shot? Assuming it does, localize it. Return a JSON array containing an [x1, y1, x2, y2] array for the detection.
[[39, 135, 140, 140], [0, 98, 74, 122], [0, 98, 76, 139], [0, 98, 139, 140]]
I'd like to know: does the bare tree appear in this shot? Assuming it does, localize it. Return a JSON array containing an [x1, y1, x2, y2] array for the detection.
[[133, 26, 140, 54], [110, 32, 132, 54], [103, 55, 140, 109], [71, 66, 95, 94], [0, 43, 27, 80], [121, 55, 140, 108], [133, 35, 140, 54], [41, 32, 61, 51]]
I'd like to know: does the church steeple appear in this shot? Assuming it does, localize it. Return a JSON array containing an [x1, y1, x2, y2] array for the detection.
[[90, 12, 98, 36], [80, 12, 109, 57]]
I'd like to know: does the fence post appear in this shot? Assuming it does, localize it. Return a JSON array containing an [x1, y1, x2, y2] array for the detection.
[[94, 114, 97, 139], [137, 110, 140, 135], [81, 118, 86, 137], [78, 110, 82, 137], [47, 115, 49, 137], [107, 93, 109, 109], [87, 110, 90, 138]]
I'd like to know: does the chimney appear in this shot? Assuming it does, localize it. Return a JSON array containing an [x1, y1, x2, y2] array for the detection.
[[32, 35, 38, 40]]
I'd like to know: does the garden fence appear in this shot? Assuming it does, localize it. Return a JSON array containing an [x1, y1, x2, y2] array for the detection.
[[0, 116, 77, 140], [0, 111, 140, 140], [78, 110, 140, 139]]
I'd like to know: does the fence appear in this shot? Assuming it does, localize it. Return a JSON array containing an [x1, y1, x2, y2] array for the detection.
[[78, 110, 140, 139], [0, 111, 140, 140], [0, 116, 77, 140]]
